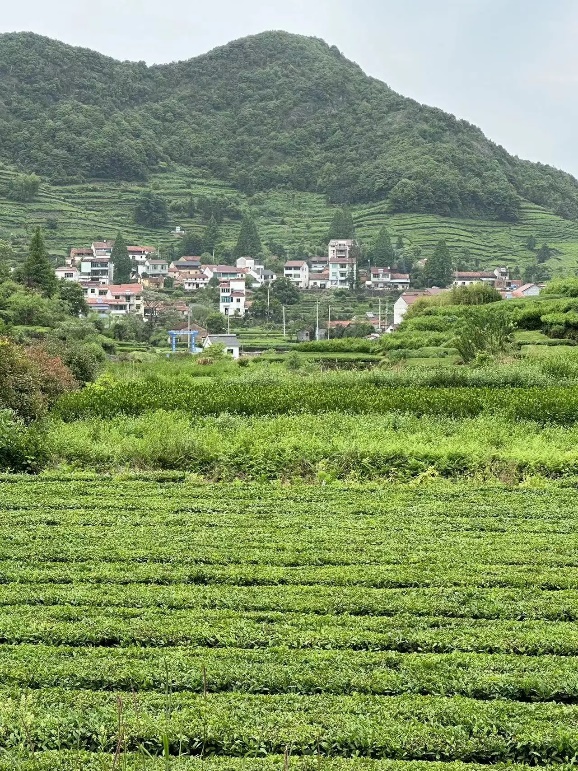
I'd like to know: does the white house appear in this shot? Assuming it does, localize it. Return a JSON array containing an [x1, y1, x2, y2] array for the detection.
[[204, 264, 245, 282], [127, 245, 155, 265], [284, 260, 309, 289], [329, 257, 356, 289], [83, 283, 144, 318], [179, 271, 210, 291], [368, 268, 411, 291], [236, 257, 275, 286], [204, 334, 241, 359], [309, 270, 330, 289], [219, 278, 247, 317], [55, 266, 80, 282], [138, 259, 168, 278], [452, 271, 497, 287]]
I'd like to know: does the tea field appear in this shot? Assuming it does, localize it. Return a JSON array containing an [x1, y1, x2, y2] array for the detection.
[[2, 476, 578, 768]]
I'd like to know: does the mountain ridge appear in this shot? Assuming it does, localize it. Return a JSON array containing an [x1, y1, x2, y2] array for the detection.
[[0, 30, 578, 223]]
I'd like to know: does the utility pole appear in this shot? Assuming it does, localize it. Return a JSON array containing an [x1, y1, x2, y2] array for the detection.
[[315, 300, 320, 341], [328, 305, 331, 339], [385, 296, 390, 331], [282, 305, 286, 337], [378, 297, 381, 332]]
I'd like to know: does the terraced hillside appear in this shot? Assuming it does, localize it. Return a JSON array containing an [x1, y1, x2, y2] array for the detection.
[[3, 165, 578, 275], [2, 476, 578, 767]]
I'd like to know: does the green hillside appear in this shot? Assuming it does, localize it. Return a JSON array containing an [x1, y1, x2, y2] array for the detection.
[[2, 164, 578, 275], [3, 30, 578, 224]]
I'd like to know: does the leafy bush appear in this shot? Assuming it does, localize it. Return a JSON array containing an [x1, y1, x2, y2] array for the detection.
[[0, 409, 46, 471]]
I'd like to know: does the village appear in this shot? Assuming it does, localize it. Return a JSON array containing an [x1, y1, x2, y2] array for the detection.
[[53, 237, 543, 355]]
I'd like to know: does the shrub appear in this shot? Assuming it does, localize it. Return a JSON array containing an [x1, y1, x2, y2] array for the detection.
[[0, 409, 47, 471], [0, 337, 78, 421]]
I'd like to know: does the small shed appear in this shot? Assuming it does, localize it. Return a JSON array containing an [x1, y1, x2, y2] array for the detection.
[[204, 334, 241, 359]]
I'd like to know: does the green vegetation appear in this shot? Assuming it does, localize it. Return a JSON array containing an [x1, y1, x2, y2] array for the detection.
[[2, 30, 578, 226], [2, 476, 578, 766]]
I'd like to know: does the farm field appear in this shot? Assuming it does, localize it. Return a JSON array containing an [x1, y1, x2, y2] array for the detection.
[[3, 163, 578, 274], [1, 476, 578, 768]]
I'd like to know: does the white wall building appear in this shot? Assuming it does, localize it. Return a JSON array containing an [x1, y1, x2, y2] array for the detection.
[[219, 278, 247, 316], [83, 284, 144, 318], [452, 271, 497, 287], [204, 334, 241, 359], [284, 260, 309, 289], [368, 268, 410, 291], [329, 258, 356, 289], [137, 259, 168, 278]]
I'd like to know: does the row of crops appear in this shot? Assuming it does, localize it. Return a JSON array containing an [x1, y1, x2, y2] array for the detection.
[[2, 478, 578, 766], [55, 379, 578, 423]]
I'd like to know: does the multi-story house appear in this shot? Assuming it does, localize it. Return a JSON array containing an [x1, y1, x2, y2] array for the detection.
[[219, 278, 247, 316], [78, 256, 114, 284], [329, 257, 356, 289], [137, 259, 169, 279], [284, 260, 309, 289], [368, 267, 411, 291], [328, 239, 357, 260], [83, 283, 144, 318]]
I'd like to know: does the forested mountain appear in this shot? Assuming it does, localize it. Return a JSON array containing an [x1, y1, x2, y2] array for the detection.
[[1, 30, 578, 222]]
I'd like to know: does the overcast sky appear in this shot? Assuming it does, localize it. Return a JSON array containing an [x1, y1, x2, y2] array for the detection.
[[2, 0, 577, 175]]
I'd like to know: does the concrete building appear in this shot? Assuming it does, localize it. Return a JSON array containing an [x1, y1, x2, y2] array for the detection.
[[204, 334, 241, 359], [284, 260, 309, 289], [368, 268, 411, 291], [328, 240, 356, 260], [219, 278, 247, 317], [329, 257, 356, 289]]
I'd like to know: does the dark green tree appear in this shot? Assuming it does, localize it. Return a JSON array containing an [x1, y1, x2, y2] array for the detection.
[[133, 191, 168, 228], [369, 226, 395, 267], [177, 231, 204, 258], [327, 208, 355, 240], [536, 244, 552, 264], [17, 227, 57, 296], [202, 216, 221, 256], [111, 233, 133, 284], [58, 280, 89, 316], [233, 215, 262, 258], [254, 277, 300, 306], [424, 240, 452, 288], [206, 313, 226, 333], [8, 173, 41, 202]]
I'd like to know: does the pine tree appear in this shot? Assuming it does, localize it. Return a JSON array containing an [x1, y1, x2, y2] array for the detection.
[[369, 226, 395, 267], [327, 208, 355, 240], [111, 233, 132, 284], [202, 216, 221, 256], [424, 240, 452, 288], [233, 215, 261, 258], [18, 227, 57, 296]]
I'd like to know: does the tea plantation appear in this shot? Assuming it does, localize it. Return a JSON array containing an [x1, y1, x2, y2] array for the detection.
[[1, 475, 578, 768]]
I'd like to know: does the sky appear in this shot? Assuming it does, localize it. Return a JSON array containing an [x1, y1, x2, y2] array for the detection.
[[2, 0, 578, 175]]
